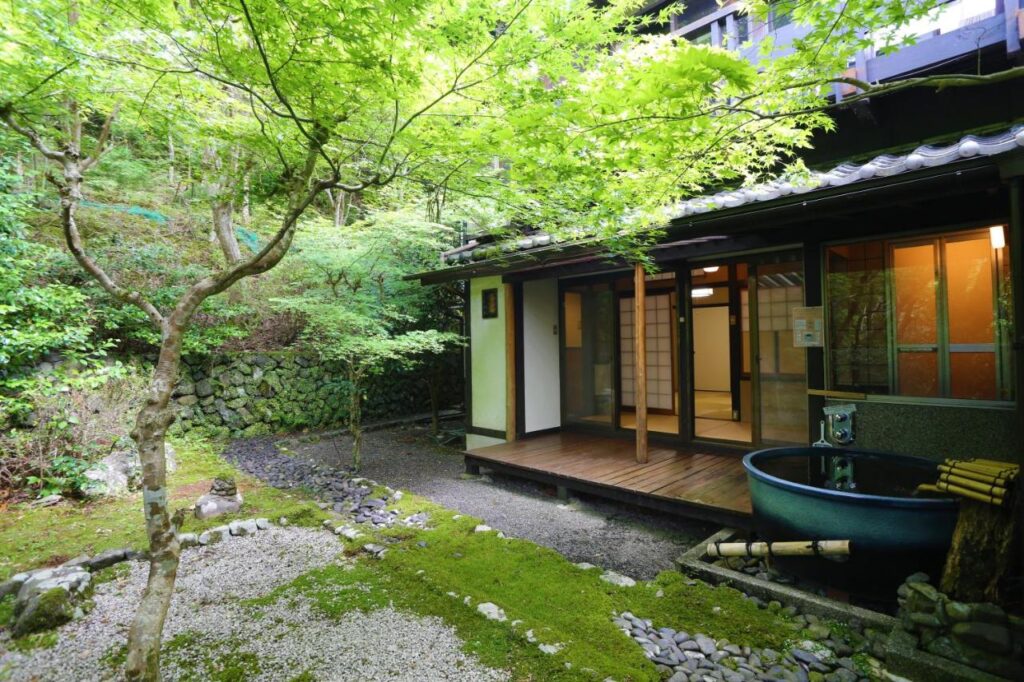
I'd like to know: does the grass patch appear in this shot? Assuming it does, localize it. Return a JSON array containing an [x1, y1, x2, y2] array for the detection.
[[101, 642, 129, 671], [0, 434, 328, 580], [7, 630, 59, 652], [255, 493, 796, 681], [162, 633, 263, 682], [0, 594, 15, 628]]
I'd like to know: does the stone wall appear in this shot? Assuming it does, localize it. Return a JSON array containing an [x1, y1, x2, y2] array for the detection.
[[896, 574, 1023, 679], [171, 352, 462, 437]]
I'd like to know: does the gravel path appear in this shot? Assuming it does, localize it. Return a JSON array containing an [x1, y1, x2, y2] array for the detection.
[[0, 527, 507, 682], [272, 423, 713, 580]]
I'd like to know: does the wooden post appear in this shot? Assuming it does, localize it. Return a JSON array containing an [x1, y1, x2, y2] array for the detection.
[[634, 263, 648, 463], [504, 282, 517, 442]]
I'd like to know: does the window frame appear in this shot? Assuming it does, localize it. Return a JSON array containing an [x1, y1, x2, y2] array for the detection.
[[823, 224, 1014, 407]]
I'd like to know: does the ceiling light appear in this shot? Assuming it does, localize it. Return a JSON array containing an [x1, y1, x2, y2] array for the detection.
[[990, 225, 1005, 250], [691, 287, 714, 298], [703, 266, 720, 273]]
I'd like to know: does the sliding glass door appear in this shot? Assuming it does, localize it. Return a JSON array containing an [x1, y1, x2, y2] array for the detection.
[[752, 261, 808, 444], [562, 283, 616, 426]]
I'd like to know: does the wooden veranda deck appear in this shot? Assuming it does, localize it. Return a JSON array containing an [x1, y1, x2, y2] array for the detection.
[[465, 432, 753, 527]]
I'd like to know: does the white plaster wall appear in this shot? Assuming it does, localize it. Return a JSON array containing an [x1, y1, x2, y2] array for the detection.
[[470, 276, 507, 433], [522, 279, 561, 433]]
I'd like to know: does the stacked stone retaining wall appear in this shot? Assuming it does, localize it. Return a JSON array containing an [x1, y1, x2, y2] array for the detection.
[[171, 352, 461, 437]]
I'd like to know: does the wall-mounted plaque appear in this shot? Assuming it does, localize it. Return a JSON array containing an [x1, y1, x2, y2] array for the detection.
[[481, 288, 499, 319], [792, 306, 823, 347]]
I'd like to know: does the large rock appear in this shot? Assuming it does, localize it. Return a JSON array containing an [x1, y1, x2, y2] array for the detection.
[[195, 492, 243, 520], [12, 587, 76, 637], [84, 443, 177, 497], [194, 478, 243, 519], [11, 565, 92, 637]]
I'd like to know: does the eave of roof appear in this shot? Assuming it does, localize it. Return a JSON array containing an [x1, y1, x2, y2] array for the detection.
[[410, 125, 1024, 284]]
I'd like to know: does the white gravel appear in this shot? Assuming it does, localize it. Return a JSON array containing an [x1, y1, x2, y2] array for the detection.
[[290, 425, 712, 579], [0, 527, 508, 682]]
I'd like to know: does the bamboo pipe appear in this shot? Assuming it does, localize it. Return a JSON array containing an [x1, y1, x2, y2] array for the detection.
[[938, 464, 1014, 487], [707, 540, 850, 558], [955, 457, 1020, 471], [935, 481, 1005, 506], [938, 472, 1008, 498], [943, 460, 1019, 478]]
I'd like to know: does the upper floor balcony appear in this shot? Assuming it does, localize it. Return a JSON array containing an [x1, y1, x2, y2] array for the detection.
[[646, 0, 1022, 101]]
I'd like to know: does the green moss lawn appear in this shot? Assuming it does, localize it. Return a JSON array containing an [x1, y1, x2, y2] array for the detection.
[[1, 437, 806, 681]]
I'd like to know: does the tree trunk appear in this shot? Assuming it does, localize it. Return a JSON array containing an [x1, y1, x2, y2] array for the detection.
[[125, 337, 184, 681], [241, 173, 251, 226], [349, 375, 363, 472], [940, 496, 1021, 604], [212, 201, 241, 265], [167, 133, 175, 188], [327, 188, 348, 228], [428, 368, 440, 436]]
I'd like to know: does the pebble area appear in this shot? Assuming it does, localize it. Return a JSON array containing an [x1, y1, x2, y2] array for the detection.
[[0, 527, 507, 682], [229, 425, 711, 579], [617, 611, 871, 682]]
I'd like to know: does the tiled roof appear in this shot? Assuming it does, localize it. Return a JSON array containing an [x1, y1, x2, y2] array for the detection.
[[441, 125, 1024, 265]]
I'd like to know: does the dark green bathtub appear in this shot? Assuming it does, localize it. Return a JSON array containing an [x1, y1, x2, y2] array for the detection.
[[743, 447, 959, 597]]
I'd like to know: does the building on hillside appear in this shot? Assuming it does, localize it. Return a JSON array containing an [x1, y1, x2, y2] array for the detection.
[[411, 0, 1024, 526]]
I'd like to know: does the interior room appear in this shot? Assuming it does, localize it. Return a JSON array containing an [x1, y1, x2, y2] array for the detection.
[[691, 264, 753, 442]]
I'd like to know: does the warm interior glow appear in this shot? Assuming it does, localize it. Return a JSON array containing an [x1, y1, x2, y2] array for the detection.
[[692, 287, 714, 298], [989, 225, 1005, 249], [702, 266, 720, 273]]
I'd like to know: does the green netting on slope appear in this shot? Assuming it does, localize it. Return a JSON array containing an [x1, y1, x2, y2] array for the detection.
[[235, 227, 261, 253], [77, 200, 261, 252], [79, 200, 169, 224]]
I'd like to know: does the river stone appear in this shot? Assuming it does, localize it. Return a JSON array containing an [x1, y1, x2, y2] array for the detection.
[[600, 570, 636, 587], [969, 603, 1008, 625], [178, 533, 200, 549], [951, 621, 1012, 654], [477, 602, 507, 622], [695, 635, 717, 656], [229, 519, 259, 536], [199, 525, 228, 545], [944, 600, 972, 622], [87, 548, 129, 571]]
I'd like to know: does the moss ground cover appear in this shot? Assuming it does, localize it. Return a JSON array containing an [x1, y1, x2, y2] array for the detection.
[[3, 436, 804, 680], [251, 493, 797, 681], [0, 434, 328, 581]]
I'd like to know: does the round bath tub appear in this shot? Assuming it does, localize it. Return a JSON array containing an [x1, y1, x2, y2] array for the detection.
[[742, 447, 959, 598]]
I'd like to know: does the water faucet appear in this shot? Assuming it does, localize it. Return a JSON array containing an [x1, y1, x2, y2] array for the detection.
[[823, 404, 856, 446]]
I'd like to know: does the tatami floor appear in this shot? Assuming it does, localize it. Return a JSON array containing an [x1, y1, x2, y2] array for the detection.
[[694, 390, 751, 443], [619, 410, 679, 434], [579, 391, 753, 442]]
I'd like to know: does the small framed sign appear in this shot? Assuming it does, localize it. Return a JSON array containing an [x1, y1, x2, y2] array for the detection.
[[481, 288, 499, 319], [792, 306, 824, 347]]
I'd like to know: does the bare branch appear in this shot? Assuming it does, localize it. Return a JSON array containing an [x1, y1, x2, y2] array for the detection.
[[0, 104, 165, 329], [82, 103, 120, 170], [0, 105, 66, 160]]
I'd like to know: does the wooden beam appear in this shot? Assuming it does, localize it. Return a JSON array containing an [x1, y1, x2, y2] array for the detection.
[[504, 282, 517, 442], [634, 263, 649, 463]]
